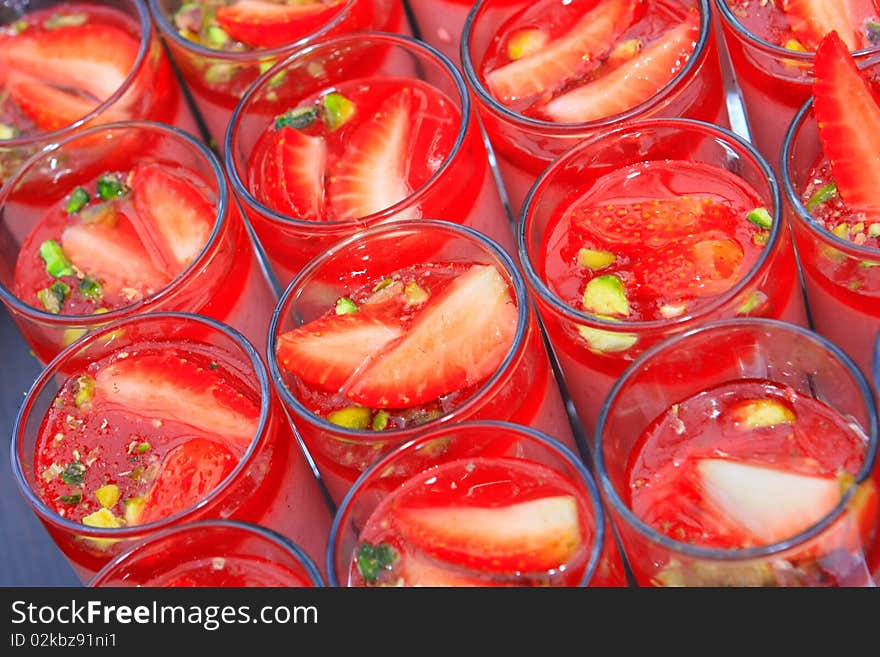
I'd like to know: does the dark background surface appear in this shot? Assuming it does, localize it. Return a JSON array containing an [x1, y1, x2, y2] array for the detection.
[[1, 307, 80, 586]]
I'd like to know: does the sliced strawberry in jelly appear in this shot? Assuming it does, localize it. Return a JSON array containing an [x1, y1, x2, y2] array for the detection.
[[783, 0, 873, 51], [813, 31, 880, 218], [3, 73, 112, 132], [572, 196, 708, 247], [328, 88, 416, 222], [135, 438, 237, 525], [485, 0, 639, 103], [129, 163, 215, 273], [216, 0, 345, 49], [255, 126, 326, 221], [542, 13, 699, 123], [696, 459, 842, 545], [276, 313, 404, 393], [345, 264, 517, 408], [392, 495, 584, 573], [0, 24, 138, 104], [94, 354, 260, 449], [61, 220, 168, 297], [398, 552, 487, 587]]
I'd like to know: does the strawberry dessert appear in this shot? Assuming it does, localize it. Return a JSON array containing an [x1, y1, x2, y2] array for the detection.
[[228, 33, 513, 285], [463, 0, 727, 214], [0, 1, 191, 186], [150, 0, 406, 148], [715, 0, 880, 169], [90, 521, 324, 587], [270, 220, 573, 502], [13, 313, 332, 581], [520, 119, 806, 437], [783, 31, 880, 378], [627, 380, 878, 586]]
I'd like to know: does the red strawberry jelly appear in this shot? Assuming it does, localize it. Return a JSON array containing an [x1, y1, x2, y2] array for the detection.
[[276, 262, 518, 430], [12, 164, 214, 316], [350, 457, 594, 586], [155, 555, 312, 587], [478, 0, 700, 121], [542, 159, 769, 322], [33, 347, 260, 530], [247, 77, 458, 222]]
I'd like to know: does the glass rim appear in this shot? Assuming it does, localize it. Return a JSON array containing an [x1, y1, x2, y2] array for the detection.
[[781, 51, 880, 258], [0, 0, 153, 147], [517, 116, 784, 331], [460, 0, 713, 132], [713, 0, 880, 62], [0, 120, 230, 327], [266, 219, 532, 441], [87, 518, 325, 587], [225, 31, 473, 231], [10, 311, 275, 539], [147, 0, 358, 60], [594, 316, 880, 562], [325, 419, 606, 587]]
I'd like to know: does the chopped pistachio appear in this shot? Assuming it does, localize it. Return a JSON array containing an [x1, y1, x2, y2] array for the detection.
[[582, 274, 630, 316], [10, 20, 28, 34], [42, 463, 65, 483], [576, 323, 638, 353], [659, 303, 687, 319], [174, 2, 203, 33], [66, 187, 90, 214], [44, 13, 88, 30], [372, 410, 390, 431], [82, 507, 124, 529], [506, 28, 548, 60], [37, 281, 70, 314], [869, 223, 880, 238], [60, 461, 86, 486], [784, 38, 808, 52], [373, 277, 394, 292], [335, 297, 358, 315], [205, 62, 236, 84], [805, 182, 837, 212], [136, 442, 151, 453], [832, 222, 850, 240], [737, 290, 768, 316], [752, 231, 770, 246], [404, 282, 429, 304], [268, 68, 287, 88], [95, 484, 121, 509], [57, 491, 82, 505], [859, 260, 880, 269], [79, 277, 103, 302], [0, 123, 19, 140], [746, 207, 773, 229], [733, 398, 795, 428], [869, 20, 880, 42], [577, 248, 616, 270], [327, 406, 371, 430], [259, 59, 275, 75], [206, 25, 229, 48], [356, 541, 398, 584], [39, 239, 74, 277], [73, 375, 95, 408], [96, 173, 128, 201], [322, 92, 356, 130], [122, 496, 145, 524], [608, 37, 642, 64], [79, 202, 118, 227], [275, 106, 319, 130]]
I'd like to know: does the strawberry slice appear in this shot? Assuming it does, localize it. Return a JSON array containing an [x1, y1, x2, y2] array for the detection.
[[485, 0, 639, 103], [4, 73, 109, 132], [345, 264, 517, 408], [328, 88, 416, 222], [94, 353, 261, 449], [216, 0, 346, 49], [61, 221, 169, 297], [129, 164, 215, 273], [783, 0, 872, 51], [0, 24, 138, 104], [813, 31, 880, 218], [398, 552, 488, 587], [392, 495, 584, 573], [135, 438, 237, 525], [542, 13, 699, 123], [254, 126, 326, 220], [572, 195, 708, 247], [276, 313, 403, 393], [696, 459, 842, 545]]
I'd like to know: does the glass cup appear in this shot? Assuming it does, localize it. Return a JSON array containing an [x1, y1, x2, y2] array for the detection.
[[782, 77, 880, 381], [596, 318, 880, 587], [0, 0, 198, 187], [519, 117, 808, 441], [328, 420, 628, 586], [713, 0, 880, 172], [0, 120, 277, 364], [406, 0, 473, 66], [268, 219, 574, 504], [227, 31, 511, 287], [11, 312, 333, 583], [89, 519, 324, 587], [462, 0, 729, 218], [149, 0, 409, 149]]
